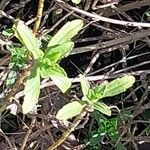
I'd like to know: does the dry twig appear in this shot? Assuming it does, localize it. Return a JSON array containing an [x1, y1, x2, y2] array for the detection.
[[55, 0, 150, 28], [48, 106, 90, 150]]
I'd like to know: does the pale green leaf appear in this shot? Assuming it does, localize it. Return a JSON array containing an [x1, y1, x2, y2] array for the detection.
[[22, 67, 40, 114], [40, 63, 71, 93], [79, 74, 90, 96], [50, 75, 71, 93], [71, 0, 81, 4], [48, 19, 83, 47], [13, 20, 43, 59], [103, 75, 135, 97], [93, 102, 111, 116], [49, 69, 71, 93], [44, 42, 74, 62], [56, 101, 85, 121]]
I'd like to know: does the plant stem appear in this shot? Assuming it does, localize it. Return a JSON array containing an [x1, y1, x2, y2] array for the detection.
[[48, 106, 89, 150], [33, 0, 45, 34]]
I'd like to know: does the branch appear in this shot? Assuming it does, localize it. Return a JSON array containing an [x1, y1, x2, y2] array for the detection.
[[55, 0, 150, 28], [71, 28, 150, 55], [47, 106, 89, 150], [33, 0, 45, 34]]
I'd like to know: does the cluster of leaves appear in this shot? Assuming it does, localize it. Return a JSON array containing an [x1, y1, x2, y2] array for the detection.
[[1, 16, 137, 149], [87, 111, 128, 150], [2, 28, 27, 70], [12, 19, 83, 114], [56, 75, 135, 121], [4, 18, 135, 124], [1, 29, 28, 86]]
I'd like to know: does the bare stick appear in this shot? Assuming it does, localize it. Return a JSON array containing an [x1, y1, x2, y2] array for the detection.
[[48, 107, 89, 150], [20, 117, 36, 150], [0, 10, 14, 21], [0, 128, 14, 149], [0, 0, 11, 10], [33, 0, 45, 34], [55, 0, 150, 28], [15, 69, 150, 99], [71, 28, 150, 55]]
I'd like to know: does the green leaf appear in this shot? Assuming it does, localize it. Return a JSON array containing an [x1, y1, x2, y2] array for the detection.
[[44, 42, 74, 62], [40, 63, 71, 93], [103, 75, 135, 98], [48, 66, 71, 93], [116, 142, 127, 150], [89, 130, 101, 146], [6, 70, 17, 86], [56, 101, 85, 121], [40, 60, 66, 77], [8, 46, 27, 69], [71, 0, 81, 4], [98, 117, 119, 141], [22, 67, 40, 114], [2, 28, 14, 37], [93, 102, 111, 116], [106, 118, 119, 141], [89, 81, 108, 102], [13, 20, 43, 59], [39, 58, 52, 78], [79, 74, 90, 96], [48, 19, 83, 47]]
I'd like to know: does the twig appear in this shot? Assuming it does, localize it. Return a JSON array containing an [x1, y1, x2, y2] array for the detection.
[[89, 50, 150, 75], [122, 136, 150, 143], [42, 10, 74, 35], [47, 106, 89, 150], [15, 69, 150, 99], [26, 4, 56, 26], [71, 28, 150, 55], [104, 0, 150, 17], [0, 0, 31, 19], [113, 60, 150, 74], [20, 116, 36, 150], [0, 128, 14, 149], [33, 0, 45, 34], [0, 10, 14, 21], [92, 0, 118, 10], [0, 0, 11, 10], [55, 0, 150, 28]]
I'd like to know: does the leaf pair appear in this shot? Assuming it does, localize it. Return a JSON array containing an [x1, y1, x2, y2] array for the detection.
[[56, 75, 135, 121], [13, 19, 84, 114], [39, 20, 83, 92], [81, 75, 135, 116]]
